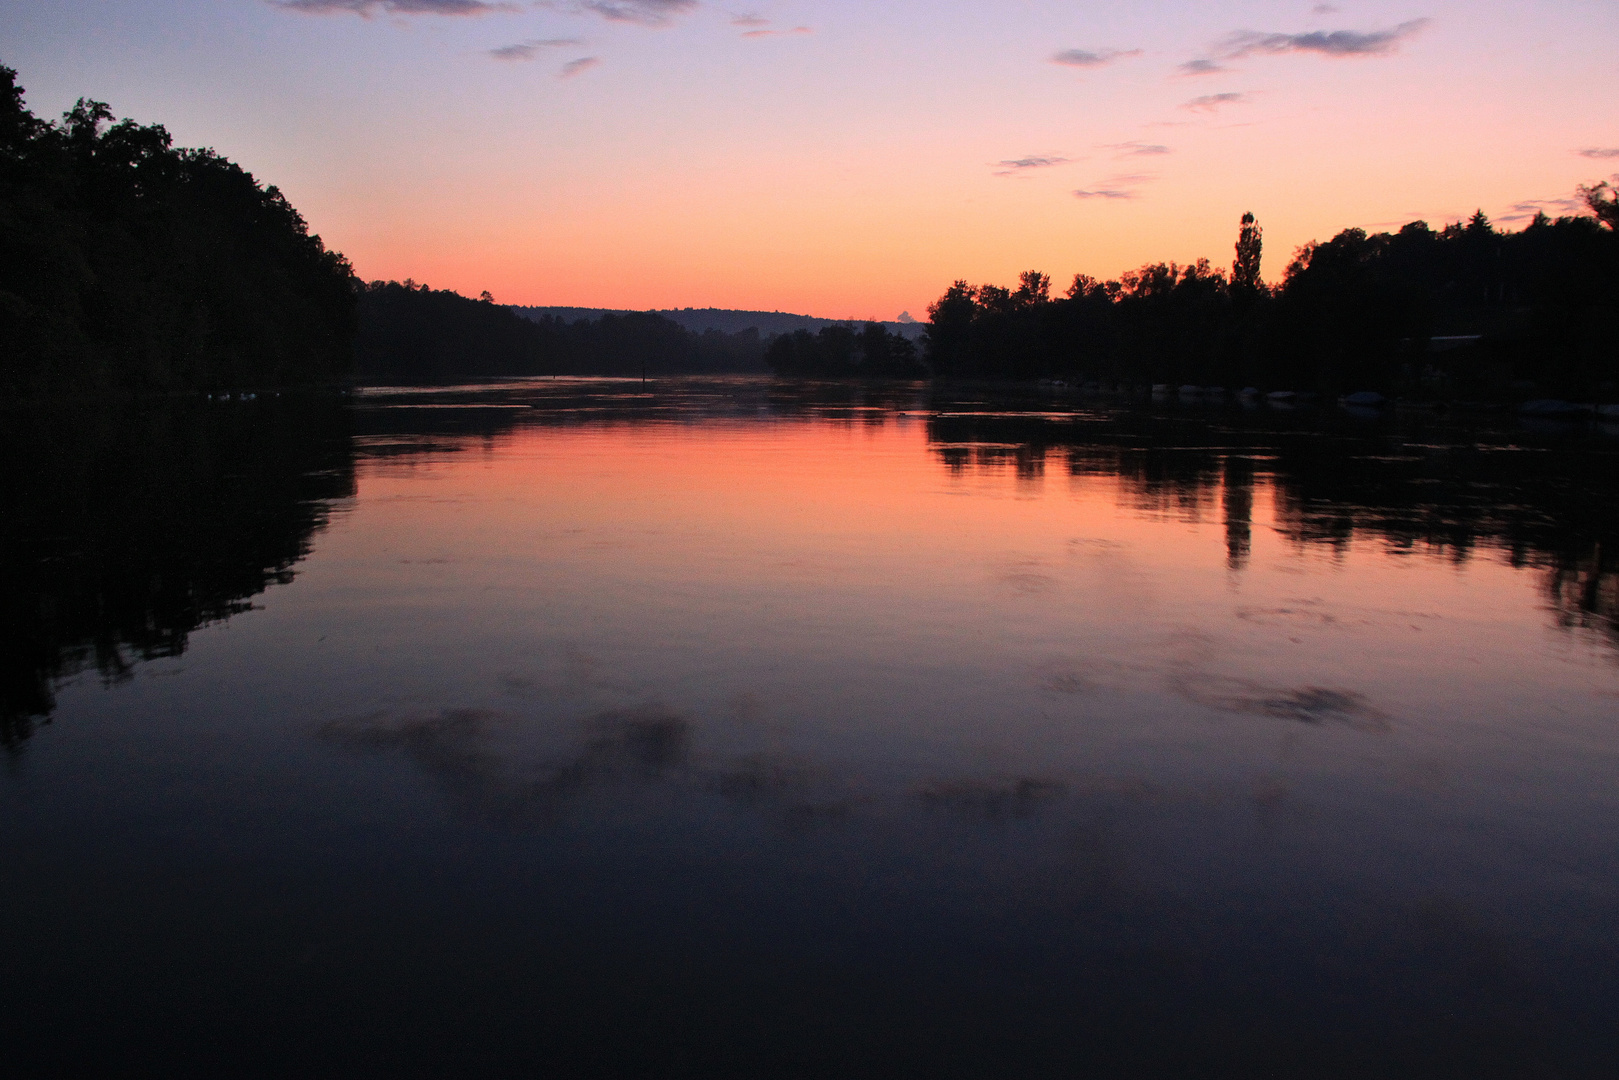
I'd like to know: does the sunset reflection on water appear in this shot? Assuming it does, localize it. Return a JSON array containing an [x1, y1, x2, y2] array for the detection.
[[4, 378, 1616, 1077]]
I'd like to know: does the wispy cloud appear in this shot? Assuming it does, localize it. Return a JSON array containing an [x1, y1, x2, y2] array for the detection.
[[1181, 17, 1430, 73], [273, 0, 514, 14], [1313, 4, 1340, 14], [730, 13, 768, 27], [1498, 196, 1583, 223], [578, 0, 695, 25], [741, 25, 811, 38], [489, 37, 583, 60], [1074, 172, 1155, 200], [1222, 18, 1431, 59], [993, 155, 1073, 177], [1051, 47, 1142, 68], [1105, 141, 1171, 157], [560, 56, 601, 77], [1577, 147, 1619, 159], [1182, 91, 1249, 112]]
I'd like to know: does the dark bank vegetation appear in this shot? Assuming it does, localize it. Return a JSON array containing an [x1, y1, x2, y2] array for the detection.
[[512, 305, 928, 341], [928, 192, 1619, 400], [0, 395, 354, 747], [355, 280, 771, 382], [764, 321, 927, 378], [355, 281, 927, 382], [0, 65, 356, 395]]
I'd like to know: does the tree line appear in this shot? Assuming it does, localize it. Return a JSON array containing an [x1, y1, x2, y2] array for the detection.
[[926, 192, 1619, 398], [0, 61, 801, 392], [354, 281, 931, 382], [5, 58, 1615, 397], [355, 280, 773, 382]]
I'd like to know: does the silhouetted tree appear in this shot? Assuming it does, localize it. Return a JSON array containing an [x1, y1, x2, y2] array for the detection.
[[1580, 181, 1618, 230], [1232, 212, 1264, 294], [1014, 271, 1052, 306], [924, 281, 983, 377]]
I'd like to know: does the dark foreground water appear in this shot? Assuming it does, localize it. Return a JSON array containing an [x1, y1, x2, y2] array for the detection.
[[5, 378, 1618, 1078]]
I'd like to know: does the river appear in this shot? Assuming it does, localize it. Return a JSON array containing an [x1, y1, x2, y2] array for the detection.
[[4, 377, 1616, 1077]]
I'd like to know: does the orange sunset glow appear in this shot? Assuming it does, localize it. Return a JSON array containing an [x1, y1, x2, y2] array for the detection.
[[5, 2, 1615, 317]]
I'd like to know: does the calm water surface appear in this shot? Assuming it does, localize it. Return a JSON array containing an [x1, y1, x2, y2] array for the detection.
[[5, 378, 1618, 1077]]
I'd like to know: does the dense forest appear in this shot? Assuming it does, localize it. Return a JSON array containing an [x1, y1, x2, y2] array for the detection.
[[926, 193, 1619, 399], [0, 66, 356, 395]]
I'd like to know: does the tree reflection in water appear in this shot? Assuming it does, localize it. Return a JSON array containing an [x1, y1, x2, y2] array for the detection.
[[0, 395, 354, 748], [922, 394, 1619, 655], [6, 379, 1616, 753], [347, 376, 1619, 660]]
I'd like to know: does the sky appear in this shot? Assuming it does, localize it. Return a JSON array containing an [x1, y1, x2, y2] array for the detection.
[[3, 1, 1616, 319]]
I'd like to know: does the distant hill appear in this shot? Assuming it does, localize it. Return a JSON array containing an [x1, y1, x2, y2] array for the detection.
[[510, 306, 929, 341]]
